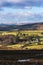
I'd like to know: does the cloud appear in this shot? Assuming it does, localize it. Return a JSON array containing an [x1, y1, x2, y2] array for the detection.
[[0, 0, 42, 3], [0, 0, 43, 25], [24, 6, 32, 9], [7, 0, 24, 3], [0, 0, 43, 9], [0, 6, 43, 25], [0, 9, 43, 25]]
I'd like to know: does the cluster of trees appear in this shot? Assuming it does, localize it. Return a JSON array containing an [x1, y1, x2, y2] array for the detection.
[[0, 35, 15, 46], [0, 33, 41, 46]]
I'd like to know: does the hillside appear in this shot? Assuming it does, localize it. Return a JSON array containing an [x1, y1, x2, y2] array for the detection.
[[0, 23, 43, 31]]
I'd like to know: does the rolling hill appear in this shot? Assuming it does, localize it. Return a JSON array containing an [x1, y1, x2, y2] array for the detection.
[[0, 22, 43, 31]]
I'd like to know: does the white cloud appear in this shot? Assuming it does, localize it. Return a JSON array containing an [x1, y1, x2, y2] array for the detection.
[[0, 0, 25, 3], [24, 6, 32, 9], [7, 0, 24, 3], [17, 11, 33, 17], [0, 0, 43, 3], [7, 0, 43, 3]]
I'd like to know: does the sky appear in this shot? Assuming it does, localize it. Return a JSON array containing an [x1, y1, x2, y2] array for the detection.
[[0, 0, 43, 25]]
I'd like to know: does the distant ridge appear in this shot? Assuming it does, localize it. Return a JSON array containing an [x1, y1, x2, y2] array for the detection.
[[0, 22, 43, 31]]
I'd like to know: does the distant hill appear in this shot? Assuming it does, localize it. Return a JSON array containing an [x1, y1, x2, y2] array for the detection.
[[0, 22, 43, 31]]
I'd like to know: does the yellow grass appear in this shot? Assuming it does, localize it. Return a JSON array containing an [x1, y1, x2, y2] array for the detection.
[[6, 44, 43, 50], [0, 30, 43, 36], [0, 30, 43, 50]]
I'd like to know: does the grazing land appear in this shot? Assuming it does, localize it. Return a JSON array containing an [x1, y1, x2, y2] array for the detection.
[[0, 30, 43, 50], [0, 30, 43, 65]]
